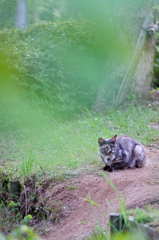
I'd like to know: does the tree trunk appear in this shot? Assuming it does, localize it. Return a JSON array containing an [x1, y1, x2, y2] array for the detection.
[[93, 0, 159, 111], [16, 0, 27, 29]]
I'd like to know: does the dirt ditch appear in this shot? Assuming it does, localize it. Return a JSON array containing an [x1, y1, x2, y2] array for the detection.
[[40, 146, 159, 240]]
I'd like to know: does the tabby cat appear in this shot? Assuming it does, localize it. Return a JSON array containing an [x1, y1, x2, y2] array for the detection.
[[98, 135, 146, 172]]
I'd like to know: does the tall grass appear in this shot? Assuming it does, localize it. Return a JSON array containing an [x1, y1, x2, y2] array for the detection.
[[1, 104, 158, 179], [20, 153, 35, 178]]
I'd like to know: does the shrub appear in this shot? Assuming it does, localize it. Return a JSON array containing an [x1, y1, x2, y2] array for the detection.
[[0, 20, 108, 128]]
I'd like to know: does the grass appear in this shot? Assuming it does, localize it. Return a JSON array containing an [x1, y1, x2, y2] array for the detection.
[[0, 104, 158, 180], [128, 205, 159, 226], [67, 185, 77, 190]]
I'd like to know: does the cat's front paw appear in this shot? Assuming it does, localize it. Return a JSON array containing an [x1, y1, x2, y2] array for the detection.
[[103, 165, 109, 171], [107, 166, 114, 172], [103, 165, 114, 172]]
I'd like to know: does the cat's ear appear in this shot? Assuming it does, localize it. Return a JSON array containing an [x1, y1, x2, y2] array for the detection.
[[111, 135, 117, 142], [98, 138, 105, 145]]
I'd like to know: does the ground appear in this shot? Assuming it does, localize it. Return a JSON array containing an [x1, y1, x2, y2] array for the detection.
[[39, 145, 159, 240]]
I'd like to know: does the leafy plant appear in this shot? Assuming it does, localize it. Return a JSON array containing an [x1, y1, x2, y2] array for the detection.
[[0, 225, 42, 240], [9, 200, 20, 211], [21, 214, 33, 224]]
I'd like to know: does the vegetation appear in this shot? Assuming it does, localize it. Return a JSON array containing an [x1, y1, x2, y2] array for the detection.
[[0, 101, 159, 237], [1, 1, 159, 239], [1, 104, 158, 179], [0, 225, 41, 240], [128, 206, 159, 225], [0, 0, 66, 29], [86, 230, 150, 240], [0, 20, 109, 128], [153, 31, 159, 88]]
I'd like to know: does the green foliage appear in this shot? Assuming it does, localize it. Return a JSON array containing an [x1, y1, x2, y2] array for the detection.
[[129, 207, 152, 224], [87, 231, 147, 240], [67, 185, 77, 190], [20, 153, 35, 178], [0, 202, 22, 235], [0, 20, 107, 129], [22, 214, 33, 224], [128, 205, 159, 225], [0, 225, 41, 240], [153, 32, 159, 88], [0, 0, 66, 29], [0, 0, 17, 29], [110, 231, 148, 240], [9, 200, 20, 209], [0, 169, 10, 205]]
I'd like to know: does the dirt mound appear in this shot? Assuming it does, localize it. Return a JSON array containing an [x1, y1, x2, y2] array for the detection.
[[42, 147, 159, 240]]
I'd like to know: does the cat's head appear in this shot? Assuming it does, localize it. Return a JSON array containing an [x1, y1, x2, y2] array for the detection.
[[98, 135, 117, 155]]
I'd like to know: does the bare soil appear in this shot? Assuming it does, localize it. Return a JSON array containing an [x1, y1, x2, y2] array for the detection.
[[41, 146, 159, 240]]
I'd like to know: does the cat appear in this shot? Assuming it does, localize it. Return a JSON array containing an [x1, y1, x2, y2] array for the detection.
[[98, 135, 146, 172]]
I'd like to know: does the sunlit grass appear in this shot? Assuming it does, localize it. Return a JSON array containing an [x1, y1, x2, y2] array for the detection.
[[1, 104, 158, 179]]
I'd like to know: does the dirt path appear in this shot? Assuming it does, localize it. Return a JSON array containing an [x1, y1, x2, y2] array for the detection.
[[43, 147, 159, 240]]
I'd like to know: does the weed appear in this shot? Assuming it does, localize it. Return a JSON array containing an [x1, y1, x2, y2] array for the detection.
[[67, 185, 77, 190], [0, 202, 22, 234], [86, 227, 107, 240], [9, 200, 20, 211], [21, 214, 33, 224], [102, 174, 128, 227], [19, 153, 35, 178], [128, 206, 159, 225]]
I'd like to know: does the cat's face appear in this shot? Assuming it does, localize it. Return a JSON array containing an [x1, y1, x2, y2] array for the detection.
[[98, 135, 117, 156]]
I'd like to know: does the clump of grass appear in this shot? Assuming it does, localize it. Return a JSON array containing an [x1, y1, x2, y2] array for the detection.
[[128, 205, 159, 225], [67, 185, 77, 190], [128, 207, 152, 224], [19, 153, 35, 178]]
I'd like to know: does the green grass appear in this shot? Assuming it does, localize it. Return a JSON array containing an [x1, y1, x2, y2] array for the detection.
[[0, 104, 158, 180], [128, 205, 159, 225]]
